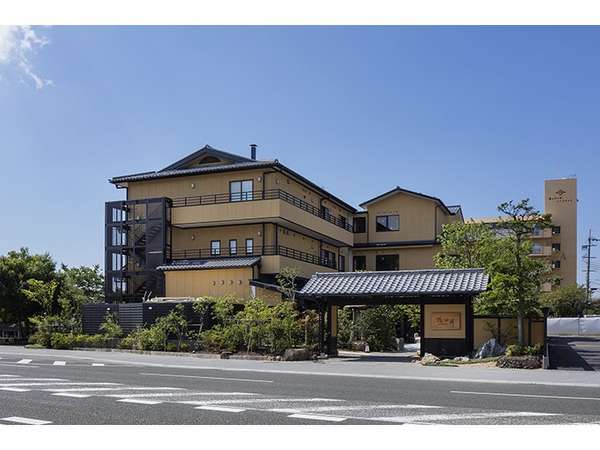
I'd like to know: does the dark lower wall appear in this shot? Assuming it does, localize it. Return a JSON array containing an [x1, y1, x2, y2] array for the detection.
[[82, 304, 119, 335], [421, 338, 468, 357]]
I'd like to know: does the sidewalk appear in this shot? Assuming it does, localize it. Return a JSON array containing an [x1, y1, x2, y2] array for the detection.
[[3, 345, 600, 387]]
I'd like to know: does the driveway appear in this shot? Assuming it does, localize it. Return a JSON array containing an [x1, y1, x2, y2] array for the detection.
[[548, 336, 600, 371]]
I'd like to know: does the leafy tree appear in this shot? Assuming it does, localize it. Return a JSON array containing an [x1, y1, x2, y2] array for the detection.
[[479, 199, 552, 345], [155, 304, 188, 351], [60, 264, 104, 303], [276, 267, 300, 301], [0, 248, 56, 333], [22, 279, 58, 317], [268, 301, 301, 353], [99, 311, 123, 338], [192, 298, 211, 333], [541, 285, 589, 317], [434, 222, 499, 269]]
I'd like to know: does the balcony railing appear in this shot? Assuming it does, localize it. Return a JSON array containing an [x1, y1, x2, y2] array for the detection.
[[170, 189, 354, 232], [170, 245, 338, 270]]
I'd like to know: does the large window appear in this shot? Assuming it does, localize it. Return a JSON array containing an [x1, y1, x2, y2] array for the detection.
[[229, 239, 237, 256], [353, 217, 366, 233], [376, 254, 399, 271], [110, 226, 127, 246], [229, 180, 254, 202], [110, 252, 127, 271], [321, 249, 336, 266], [245, 238, 254, 255], [211, 240, 221, 256], [353, 255, 366, 271], [376, 215, 399, 232]]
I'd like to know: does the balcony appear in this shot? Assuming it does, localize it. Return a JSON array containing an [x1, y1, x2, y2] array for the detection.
[[530, 245, 551, 257], [170, 245, 338, 271], [170, 189, 354, 246], [531, 228, 552, 239]]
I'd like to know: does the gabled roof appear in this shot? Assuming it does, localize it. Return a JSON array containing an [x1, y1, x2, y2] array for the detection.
[[359, 186, 454, 215], [156, 256, 261, 271], [447, 205, 462, 215], [161, 145, 256, 171], [299, 268, 488, 298]]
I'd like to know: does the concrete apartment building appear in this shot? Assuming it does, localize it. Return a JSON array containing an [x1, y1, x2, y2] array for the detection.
[[104, 145, 577, 302]]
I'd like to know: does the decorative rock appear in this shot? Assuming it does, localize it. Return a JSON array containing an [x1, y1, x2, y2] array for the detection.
[[282, 347, 312, 361], [496, 355, 542, 369], [474, 338, 505, 359], [420, 353, 440, 365], [453, 356, 470, 362]]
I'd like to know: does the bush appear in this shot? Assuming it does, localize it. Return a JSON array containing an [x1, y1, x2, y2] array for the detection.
[[505, 344, 542, 357], [50, 333, 76, 349], [119, 325, 168, 351], [355, 306, 398, 352], [99, 312, 123, 338]]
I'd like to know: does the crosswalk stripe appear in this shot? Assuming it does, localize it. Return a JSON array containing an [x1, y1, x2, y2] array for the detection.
[[92, 363, 105, 367], [195, 406, 247, 413], [53, 361, 66, 366], [179, 398, 344, 406], [0, 382, 121, 387], [107, 391, 258, 398], [16, 359, 32, 364], [45, 387, 183, 393], [0, 416, 52, 425], [0, 378, 67, 383], [271, 404, 443, 413], [288, 413, 347, 422], [0, 374, 20, 377], [117, 399, 163, 405], [0, 387, 31, 392], [52, 393, 92, 398], [370, 411, 561, 423]]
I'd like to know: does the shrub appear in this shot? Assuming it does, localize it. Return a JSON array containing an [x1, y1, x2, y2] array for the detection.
[[505, 344, 543, 357], [355, 306, 398, 352], [155, 304, 187, 351], [119, 325, 168, 351], [50, 333, 76, 349], [497, 355, 542, 369], [99, 312, 123, 338], [267, 301, 301, 354]]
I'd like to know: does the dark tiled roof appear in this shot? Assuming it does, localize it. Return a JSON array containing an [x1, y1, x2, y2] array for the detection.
[[161, 145, 254, 171], [111, 160, 275, 183], [299, 268, 488, 297], [157, 257, 261, 271], [359, 186, 454, 215]]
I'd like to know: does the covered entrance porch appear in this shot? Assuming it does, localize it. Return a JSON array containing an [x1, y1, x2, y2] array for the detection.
[[298, 268, 489, 358]]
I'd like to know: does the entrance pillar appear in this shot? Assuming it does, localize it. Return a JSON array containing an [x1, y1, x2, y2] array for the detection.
[[326, 303, 338, 357]]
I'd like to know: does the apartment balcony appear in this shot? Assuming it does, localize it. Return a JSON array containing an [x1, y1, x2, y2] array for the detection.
[[531, 228, 552, 239], [169, 189, 354, 246], [530, 245, 552, 257], [170, 244, 339, 273]]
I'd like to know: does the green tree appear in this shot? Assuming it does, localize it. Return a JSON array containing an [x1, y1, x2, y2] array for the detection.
[[0, 248, 57, 333], [480, 199, 552, 345], [275, 267, 300, 301], [156, 304, 188, 351], [22, 279, 58, 317], [99, 311, 123, 338], [434, 222, 499, 269], [541, 285, 589, 317]]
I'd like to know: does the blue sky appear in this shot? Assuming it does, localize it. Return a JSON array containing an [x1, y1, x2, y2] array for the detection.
[[0, 26, 598, 284]]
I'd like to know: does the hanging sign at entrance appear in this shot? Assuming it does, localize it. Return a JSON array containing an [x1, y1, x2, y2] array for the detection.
[[431, 311, 461, 330]]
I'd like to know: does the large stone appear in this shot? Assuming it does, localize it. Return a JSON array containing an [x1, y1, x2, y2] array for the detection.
[[474, 338, 505, 359], [496, 355, 542, 369], [420, 353, 440, 365], [282, 348, 312, 361]]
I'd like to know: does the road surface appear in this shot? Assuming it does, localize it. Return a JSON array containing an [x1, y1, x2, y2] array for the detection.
[[1, 346, 600, 425]]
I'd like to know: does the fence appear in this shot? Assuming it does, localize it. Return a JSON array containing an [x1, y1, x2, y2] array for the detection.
[[473, 316, 546, 349], [547, 317, 600, 336]]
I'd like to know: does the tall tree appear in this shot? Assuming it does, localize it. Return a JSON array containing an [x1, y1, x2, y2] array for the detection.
[[541, 285, 589, 317], [434, 222, 499, 269], [481, 199, 552, 345]]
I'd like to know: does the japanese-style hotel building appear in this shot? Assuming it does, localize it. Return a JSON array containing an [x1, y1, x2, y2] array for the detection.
[[104, 145, 577, 303]]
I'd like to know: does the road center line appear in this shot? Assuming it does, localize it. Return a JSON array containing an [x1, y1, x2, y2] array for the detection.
[[287, 413, 347, 422], [195, 406, 247, 413], [52, 393, 92, 398], [107, 391, 259, 398], [0, 387, 31, 392], [139, 372, 274, 383], [117, 399, 163, 405], [451, 391, 600, 401], [45, 387, 183, 392], [0, 416, 52, 425]]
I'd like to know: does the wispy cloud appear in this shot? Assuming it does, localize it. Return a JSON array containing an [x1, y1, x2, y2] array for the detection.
[[0, 26, 52, 89]]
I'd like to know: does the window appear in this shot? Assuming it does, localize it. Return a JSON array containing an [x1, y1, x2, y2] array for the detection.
[[229, 180, 254, 202], [111, 206, 126, 222], [353, 255, 366, 271], [376, 215, 399, 232], [245, 238, 254, 255], [376, 254, 399, 271], [321, 249, 336, 267], [321, 206, 330, 219], [111, 252, 127, 271], [211, 240, 221, 256], [531, 243, 544, 255], [339, 215, 347, 228], [552, 260, 561, 269], [552, 243, 561, 252], [339, 255, 346, 272], [552, 226, 561, 235], [110, 226, 127, 246], [229, 239, 237, 256], [353, 217, 366, 233], [111, 277, 128, 294]]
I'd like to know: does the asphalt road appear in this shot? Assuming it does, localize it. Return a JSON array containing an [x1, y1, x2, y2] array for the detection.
[[548, 336, 600, 371], [1, 347, 600, 425]]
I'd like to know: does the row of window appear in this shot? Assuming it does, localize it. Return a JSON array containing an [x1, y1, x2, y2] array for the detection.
[[211, 238, 254, 256], [352, 215, 400, 234]]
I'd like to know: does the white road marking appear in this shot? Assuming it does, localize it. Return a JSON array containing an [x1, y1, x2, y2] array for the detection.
[[52, 393, 92, 398], [16, 359, 32, 364], [0, 387, 31, 392], [107, 391, 258, 398], [288, 413, 347, 422], [0, 382, 120, 387], [371, 411, 560, 423], [180, 397, 344, 406], [0, 378, 67, 383], [271, 404, 443, 413], [0, 374, 20, 377], [195, 406, 247, 413], [92, 363, 104, 367], [117, 399, 163, 405], [53, 361, 66, 366], [0, 416, 52, 425], [45, 387, 183, 393], [139, 372, 273, 384], [451, 391, 600, 401]]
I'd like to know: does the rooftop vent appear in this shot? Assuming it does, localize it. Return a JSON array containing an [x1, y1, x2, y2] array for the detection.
[[250, 144, 257, 160]]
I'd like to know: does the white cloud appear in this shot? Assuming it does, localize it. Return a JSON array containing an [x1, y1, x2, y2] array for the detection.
[[0, 26, 52, 89]]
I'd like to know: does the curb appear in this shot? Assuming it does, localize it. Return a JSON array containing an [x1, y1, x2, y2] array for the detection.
[[71, 347, 271, 361]]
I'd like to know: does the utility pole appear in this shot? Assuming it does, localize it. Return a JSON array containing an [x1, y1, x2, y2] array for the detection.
[[582, 230, 599, 307]]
